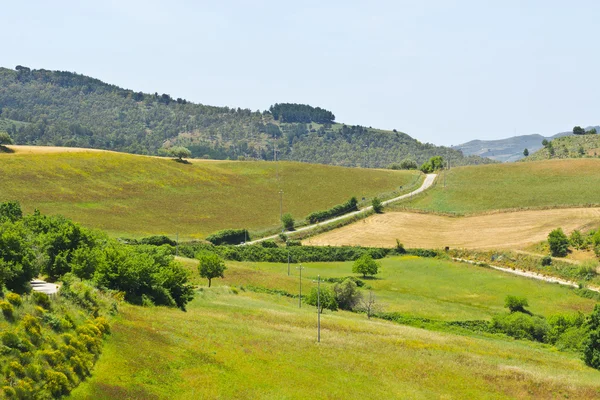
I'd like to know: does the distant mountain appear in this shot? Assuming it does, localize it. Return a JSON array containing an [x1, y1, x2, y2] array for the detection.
[[455, 131, 576, 163], [0, 66, 495, 168]]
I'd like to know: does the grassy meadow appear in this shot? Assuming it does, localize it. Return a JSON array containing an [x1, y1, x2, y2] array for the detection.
[[0, 148, 420, 239], [71, 283, 600, 399], [395, 158, 600, 214]]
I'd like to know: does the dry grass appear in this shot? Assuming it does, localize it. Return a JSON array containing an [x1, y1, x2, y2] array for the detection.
[[308, 208, 600, 250]]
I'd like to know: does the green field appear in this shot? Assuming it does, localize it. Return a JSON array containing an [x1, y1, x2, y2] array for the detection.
[[71, 256, 600, 399], [0, 149, 420, 238], [395, 159, 600, 214]]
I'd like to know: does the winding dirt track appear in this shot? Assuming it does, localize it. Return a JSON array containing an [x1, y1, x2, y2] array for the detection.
[[307, 208, 600, 250]]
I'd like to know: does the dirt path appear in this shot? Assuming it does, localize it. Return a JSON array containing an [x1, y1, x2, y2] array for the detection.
[[307, 207, 600, 250], [246, 174, 437, 244]]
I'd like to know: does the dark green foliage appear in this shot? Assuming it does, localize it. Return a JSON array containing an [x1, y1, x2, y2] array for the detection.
[[573, 126, 585, 135], [269, 103, 335, 124], [332, 279, 362, 310], [168, 146, 191, 160], [0, 201, 22, 223], [306, 197, 358, 224], [420, 156, 444, 173], [0, 301, 14, 320], [179, 243, 389, 263], [305, 285, 338, 313], [548, 228, 569, 257], [583, 305, 600, 369], [504, 295, 530, 314], [197, 252, 226, 287], [541, 255, 552, 266], [0, 219, 39, 293], [260, 240, 278, 248], [542, 139, 549, 147], [372, 197, 383, 213], [397, 159, 418, 170], [0, 131, 13, 147], [321, 276, 365, 287], [205, 229, 250, 245], [523, 148, 529, 156], [490, 312, 549, 342], [140, 235, 177, 247], [352, 254, 380, 278], [32, 292, 51, 310], [281, 213, 295, 231]]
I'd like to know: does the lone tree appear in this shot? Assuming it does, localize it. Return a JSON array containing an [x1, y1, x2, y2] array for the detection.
[[504, 295, 530, 314], [169, 146, 192, 161], [523, 148, 529, 157], [281, 213, 294, 231], [197, 252, 226, 287], [372, 197, 383, 213], [306, 286, 338, 313], [333, 278, 362, 310], [541, 139, 549, 147], [548, 228, 569, 257], [0, 132, 13, 149], [583, 304, 600, 369], [573, 126, 586, 135], [352, 253, 380, 278]]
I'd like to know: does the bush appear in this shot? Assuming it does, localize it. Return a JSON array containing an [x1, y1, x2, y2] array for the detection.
[[490, 312, 549, 342], [0, 301, 14, 320], [281, 213, 295, 231], [32, 291, 51, 310], [570, 230, 584, 249], [205, 229, 250, 245], [140, 235, 176, 247], [5, 292, 22, 307], [306, 197, 358, 224], [333, 279, 362, 310], [548, 228, 569, 257], [260, 240, 278, 248], [372, 197, 383, 213], [504, 295, 529, 313], [541, 255, 552, 266], [305, 286, 338, 313]]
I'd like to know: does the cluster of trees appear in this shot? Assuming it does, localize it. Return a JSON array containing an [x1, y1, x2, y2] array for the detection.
[[420, 156, 445, 173], [0, 67, 494, 168], [573, 126, 598, 135], [306, 197, 358, 224], [0, 202, 195, 309], [269, 103, 335, 124], [548, 228, 600, 260]]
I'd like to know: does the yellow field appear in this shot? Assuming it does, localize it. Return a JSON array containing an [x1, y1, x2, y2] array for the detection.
[[308, 208, 600, 249]]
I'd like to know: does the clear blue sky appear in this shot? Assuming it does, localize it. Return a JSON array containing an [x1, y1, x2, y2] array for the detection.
[[4, 0, 599, 145]]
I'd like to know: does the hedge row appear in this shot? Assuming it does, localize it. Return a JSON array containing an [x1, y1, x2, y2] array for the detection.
[[306, 197, 358, 224], [205, 229, 250, 245]]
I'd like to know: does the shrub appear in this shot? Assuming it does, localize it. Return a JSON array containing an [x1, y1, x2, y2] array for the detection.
[[333, 279, 362, 310], [541, 255, 552, 266], [490, 312, 549, 342], [31, 291, 51, 310], [281, 213, 295, 231], [44, 370, 70, 397], [306, 197, 358, 224], [569, 230, 585, 250], [372, 197, 383, 213], [261, 240, 278, 248], [504, 295, 529, 313], [394, 239, 406, 254], [140, 235, 176, 246], [205, 229, 250, 245], [305, 286, 338, 313], [0, 301, 14, 320], [548, 228, 569, 257], [583, 305, 600, 369], [5, 292, 22, 307]]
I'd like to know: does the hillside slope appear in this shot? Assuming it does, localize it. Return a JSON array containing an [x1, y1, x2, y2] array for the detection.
[[524, 134, 600, 162], [455, 131, 573, 162], [0, 146, 419, 238], [0, 66, 493, 167]]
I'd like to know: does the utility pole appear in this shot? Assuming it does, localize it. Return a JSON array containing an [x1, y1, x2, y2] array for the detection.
[[297, 264, 304, 308]]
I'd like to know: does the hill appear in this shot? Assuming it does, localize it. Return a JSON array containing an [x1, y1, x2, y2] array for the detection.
[[0, 146, 420, 238], [524, 134, 600, 162], [393, 158, 600, 214], [0, 66, 494, 168], [455, 131, 573, 163], [71, 256, 600, 399]]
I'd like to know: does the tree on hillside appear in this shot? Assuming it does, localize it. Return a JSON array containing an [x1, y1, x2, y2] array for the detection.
[[542, 139, 549, 147], [168, 146, 192, 161], [505, 295, 530, 314], [583, 304, 600, 369], [420, 156, 444, 173], [0, 132, 13, 148], [372, 197, 383, 213], [197, 252, 226, 287], [589, 128, 597, 135], [548, 228, 569, 257], [306, 286, 338, 313], [352, 254, 380, 278], [333, 278, 362, 310], [573, 126, 586, 135], [523, 148, 529, 157], [281, 213, 295, 231]]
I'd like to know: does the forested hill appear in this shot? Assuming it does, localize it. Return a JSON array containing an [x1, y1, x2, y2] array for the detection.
[[0, 66, 494, 167]]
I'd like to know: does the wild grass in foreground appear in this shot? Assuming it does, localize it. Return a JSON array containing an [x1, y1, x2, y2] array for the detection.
[[0, 150, 419, 239], [70, 289, 600, 399], [394, 158, 600, 214]]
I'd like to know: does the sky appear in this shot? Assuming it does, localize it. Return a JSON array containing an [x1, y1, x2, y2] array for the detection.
[[3, 0, 600, 146]]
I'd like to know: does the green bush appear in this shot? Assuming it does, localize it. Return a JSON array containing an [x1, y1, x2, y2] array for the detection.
[[140, 235, 177, 246], [5, 292, 22, 307], [541, 255, 552, 266], [261, 240, 278, 248], [281, 213, 295, 231], [504, 295, 529, 313], [490, 312, 549, 342], [305, 286, 338, 313], [548, 228, 569, 257], [372, 197, 383, 213], [352, 254, 380, 278], [31, 291, 51, 310], [306, 197, 358, 224], [583, 304, 600, 369], [0, 301, 14, 320], [205, 229, 250, 245], [332, 279, 362, 310]]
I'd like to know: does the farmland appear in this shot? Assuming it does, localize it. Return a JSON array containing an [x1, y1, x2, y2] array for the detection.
[[0, 146, 420, 239], [71, 256, 600, 399], [396, 159, 600, 214]]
